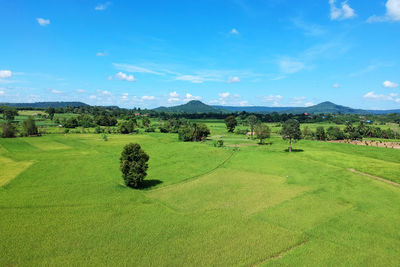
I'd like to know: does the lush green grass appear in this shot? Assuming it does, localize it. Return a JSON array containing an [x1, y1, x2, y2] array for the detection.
[[1, 123, 400, 266]]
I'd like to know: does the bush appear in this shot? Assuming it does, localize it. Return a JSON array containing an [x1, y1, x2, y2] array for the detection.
[[235, 128, 249, 135], [145, 127, 155, 132], [120, 143, 149, 188], [22, 116, 38, 136], [1, 122, 17, 138], [118, 119, 136, 134], [178, 123, 210, 142], [213, 139, 224, 147]]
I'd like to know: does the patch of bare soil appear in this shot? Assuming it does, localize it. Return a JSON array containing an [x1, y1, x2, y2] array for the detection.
[[349, 168, 400, 187], [328, 140, 400, 149]]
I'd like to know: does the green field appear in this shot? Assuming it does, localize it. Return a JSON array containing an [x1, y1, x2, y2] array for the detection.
[[1, 122, 400, 266]]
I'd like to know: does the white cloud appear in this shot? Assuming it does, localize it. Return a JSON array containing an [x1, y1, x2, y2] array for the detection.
[[121, 95, 128, 100], [89, 95, 97, 99], [101, 90, 112, 96], [167, 91, 180, 102], [50, 89, 62, 94], [184, 93, 202, 101], [113, 63, 163, 75], [279, 60, 305, 74], [305, 102, 314, 107], [0, 90, 4, 95], [383, 80, 398, 88], [37, 18, 50, 26], [368, 0, 400, 22], [363, 91, 398, 101], [95, 2, 111, 11], [175, 75, 205, 83], [239, 100, 248, 106], [230, 28, 239, 35], [333, 83, 340, 88], [76, 89, 85, 93], [169, 91, 179, 97], [142, 95, 155, 100], [0, 70, 12, 79], [227, 76, 240, 83], [113, 72, 136, 82], [122, 92, 129, 96], [219, 92, 230, 98], [329, 0, 356, 20], [96, 52, 105, 56], [261, 95, 283, 106]]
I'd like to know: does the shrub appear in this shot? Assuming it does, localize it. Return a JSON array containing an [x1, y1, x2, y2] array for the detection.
[[120, 143, 149, 188], [225, 115, 237, 132], [1, 122, 17, 138], [22, 116, 38, 136], [145, 127, 155, 132], [178, 123, 210, 142], [235, 128, 249, 135], [213, 139, 224, 147]]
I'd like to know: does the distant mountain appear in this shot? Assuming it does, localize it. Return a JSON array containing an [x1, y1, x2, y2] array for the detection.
[[215, 101, 400, 114], [212, 105, 298, 113], [154, 100, 227, 113], [0, 101, 89, 108]]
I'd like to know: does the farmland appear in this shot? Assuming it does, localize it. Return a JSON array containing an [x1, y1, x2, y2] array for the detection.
[[1, 120, 400, 266]]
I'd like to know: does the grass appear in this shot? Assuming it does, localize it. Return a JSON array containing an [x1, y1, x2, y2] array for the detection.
[[1, 121, 400, 266]]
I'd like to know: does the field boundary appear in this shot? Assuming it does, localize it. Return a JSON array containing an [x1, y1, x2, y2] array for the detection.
[[349, 168, 400, 187], [251, 239, 309, 266], [148, 149, 238, 192]]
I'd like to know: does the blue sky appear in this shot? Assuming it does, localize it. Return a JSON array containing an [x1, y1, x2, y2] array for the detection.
[[1, 0, 400, 109]]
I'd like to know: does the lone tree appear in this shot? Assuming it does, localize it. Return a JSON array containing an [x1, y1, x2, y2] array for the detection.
[[120, 143, 149, 188], [254, 123, 271, 144], [225, 115, 238, 132], [247, 115, 258, 138], [281, 119, 302, 152], [23, 116, 38, 136]]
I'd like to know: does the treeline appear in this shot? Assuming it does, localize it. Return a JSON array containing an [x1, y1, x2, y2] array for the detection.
[[302, 121, 399, 141]]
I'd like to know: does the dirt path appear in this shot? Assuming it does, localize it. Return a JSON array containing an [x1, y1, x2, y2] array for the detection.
[[349, 168, 400, 187]]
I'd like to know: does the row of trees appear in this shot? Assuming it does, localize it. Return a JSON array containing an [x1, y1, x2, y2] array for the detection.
[[1, 116, 38, 138]]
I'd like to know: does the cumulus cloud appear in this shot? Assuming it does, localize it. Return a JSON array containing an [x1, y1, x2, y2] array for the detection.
[[329, 0, 356, 20], [227, 76, 240, 83], [0, 90, 4, 95], [363, 91, 399, 101], [95, 2, 111, 11], [219, 92, 231, 98], [112, 72, 136, 82], [279, 59, 305, 74], [0, 70, 12, 79], [167, 91, 180, 102], [96, 52, 105, 56], [383, 80, 398, 88], [184, 93, 202, 101], [76, 89, 85, 93], [305, 102, 314, 107], [333, 83, 340, 88], [37, 18, 50, 26], [142, 95, 155, 100], [89, 95, 97, 99], [368, 0, 400, 22]]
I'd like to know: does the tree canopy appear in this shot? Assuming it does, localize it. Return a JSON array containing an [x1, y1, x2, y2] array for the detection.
[[120, 143, 150, 188]]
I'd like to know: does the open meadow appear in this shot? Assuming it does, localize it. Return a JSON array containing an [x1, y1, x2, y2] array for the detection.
[[1, 120, 400, 266]]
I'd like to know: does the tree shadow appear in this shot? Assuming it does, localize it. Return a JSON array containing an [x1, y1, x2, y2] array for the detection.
[[284, 148, 304, 152], [137, 179, 163, 189]]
